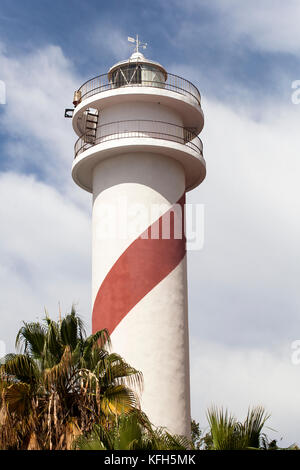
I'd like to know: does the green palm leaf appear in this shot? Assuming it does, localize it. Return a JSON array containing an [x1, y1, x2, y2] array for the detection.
[[101, 384, 139, 416], [60, 308, 85, 350], [207, 406, 246, 450], [15, 322, 46, 359], [241, 406, 270, 449]]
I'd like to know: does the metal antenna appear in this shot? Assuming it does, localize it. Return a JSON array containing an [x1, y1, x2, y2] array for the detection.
[[128, 34, 147, 53]]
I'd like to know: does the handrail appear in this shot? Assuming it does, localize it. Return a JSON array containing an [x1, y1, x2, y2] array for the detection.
[[74, 120, 203, 159], [76, 69, 201, 106]]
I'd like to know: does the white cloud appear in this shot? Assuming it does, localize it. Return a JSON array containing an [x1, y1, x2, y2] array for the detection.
[[0, 172, 91, 353], [177, 0, 300, 55], [190, 339, 300, 447], [187, 95, 300, 347], [217, 0, 300, 54], [0, 44, 93, 352], [0, 43, 89, 209]]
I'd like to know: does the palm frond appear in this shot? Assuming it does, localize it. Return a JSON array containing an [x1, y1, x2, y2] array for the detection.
[[44, 318, 63, 364], [83, 329, 111, 358], [3, 382, 31, 415], [242, 406, 270, 449], [15, 322, 46, 358], [60, 308, 85, 351], [44, 346, 74, 391], [101, 384, 139, 416], [0, 354, 39, 385], [96, 353, 143, 394], [207, 406, 246, 450], [116, 412, 143, 450], [74, 424, 109, 450]]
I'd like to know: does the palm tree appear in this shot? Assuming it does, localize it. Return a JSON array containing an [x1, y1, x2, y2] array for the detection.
[[74, 411, 191, 450], [0, 307, 142, 450], [207, 406, 270, 450]]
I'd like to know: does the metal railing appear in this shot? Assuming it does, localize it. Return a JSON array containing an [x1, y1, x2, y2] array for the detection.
[[74, 120, 203, 159], [76, 69, 201, 106]]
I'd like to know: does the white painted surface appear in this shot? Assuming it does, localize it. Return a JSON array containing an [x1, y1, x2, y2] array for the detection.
[[111, 256, 191, 436], [72, 140, 206, 193], [99, 101, 183, 127], [92, 151, 190, 436]]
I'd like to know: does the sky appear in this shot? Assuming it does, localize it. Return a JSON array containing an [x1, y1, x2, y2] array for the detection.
[[0, 0, 300, 446]]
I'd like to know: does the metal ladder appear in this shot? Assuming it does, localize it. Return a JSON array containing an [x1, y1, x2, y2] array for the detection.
[[82, 109, 99, 143]]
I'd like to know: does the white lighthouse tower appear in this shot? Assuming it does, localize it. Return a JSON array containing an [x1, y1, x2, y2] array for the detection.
[[70, 37, 206, 437]]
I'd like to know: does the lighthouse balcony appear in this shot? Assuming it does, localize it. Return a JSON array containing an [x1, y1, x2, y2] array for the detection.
[[72, 119, 206, 192], [75, 70, 201, 107], [74, 120, 203, 159], [72, 69, 204, 137]]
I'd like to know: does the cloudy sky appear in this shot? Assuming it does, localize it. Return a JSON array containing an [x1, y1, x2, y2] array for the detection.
[[0, 0, 300, 446]]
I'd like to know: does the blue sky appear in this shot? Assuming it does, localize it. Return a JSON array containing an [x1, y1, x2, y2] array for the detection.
[[1, 0, 297, 102], [1, 0, 300, 446], [0, 0, 298, 178]]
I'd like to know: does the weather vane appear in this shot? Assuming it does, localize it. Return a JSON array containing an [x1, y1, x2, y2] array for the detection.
[[128, 34, 147, 53]]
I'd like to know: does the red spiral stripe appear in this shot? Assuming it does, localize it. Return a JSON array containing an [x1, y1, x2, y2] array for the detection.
[[92, 194, 186, 335]]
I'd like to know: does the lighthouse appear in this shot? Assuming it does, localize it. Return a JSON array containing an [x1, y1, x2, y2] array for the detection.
[[70, 37, 206, 436]]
